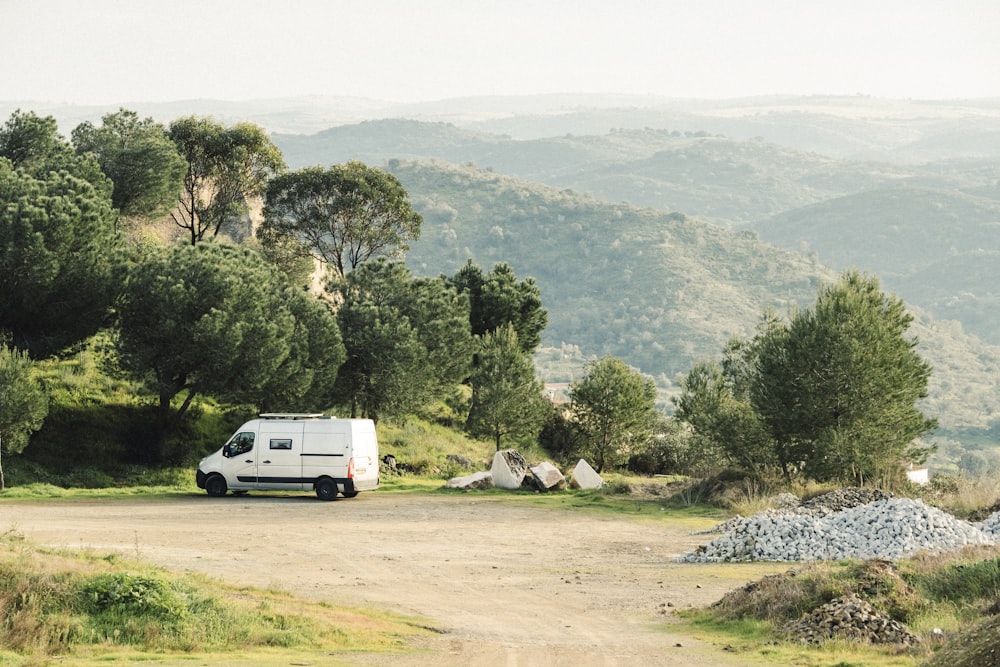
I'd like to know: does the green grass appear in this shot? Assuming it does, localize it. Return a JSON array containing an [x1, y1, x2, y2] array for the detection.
[[0, 531, 429, 666]]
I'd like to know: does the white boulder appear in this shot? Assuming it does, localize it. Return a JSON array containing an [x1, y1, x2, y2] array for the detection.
[[447, 471, 494, 491], [569, 459, 604, 490], [491, 450, 527, 490], [529, 461, 566, 492]]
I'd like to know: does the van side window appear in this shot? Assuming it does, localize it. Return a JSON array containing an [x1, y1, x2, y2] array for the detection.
[[270, 439, 292, 450], [225, 432, 254, 457]]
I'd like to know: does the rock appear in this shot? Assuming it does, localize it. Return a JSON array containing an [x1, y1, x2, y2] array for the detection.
[[783, 593, 919, 646], [772, 492, 800, 509], [447, 471, 494, 490], [491, 450, 527, 490], [569, 459, 604, 490], [446, 453, 473, 469], [380, 454, 398, 475], [680, 496, 995, 563], [529, 461, 566, 492]]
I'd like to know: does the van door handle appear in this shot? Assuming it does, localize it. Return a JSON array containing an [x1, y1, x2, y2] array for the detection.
[[263, 460, 271, 464], [244, 459, 253, 463]]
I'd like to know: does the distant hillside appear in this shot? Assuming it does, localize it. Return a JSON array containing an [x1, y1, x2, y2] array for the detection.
[[394, 160, 831, 376], [273, 121, 916, 226], [389, 160, 1000, 431], [752, 185, 1000, 344]]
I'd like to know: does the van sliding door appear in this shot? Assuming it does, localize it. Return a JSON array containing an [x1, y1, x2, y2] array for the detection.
[[257, 422, 306, 491]]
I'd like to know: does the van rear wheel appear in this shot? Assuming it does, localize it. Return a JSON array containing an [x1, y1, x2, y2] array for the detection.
[[205, 475, 227, 497], [316, 478, 337, 501]]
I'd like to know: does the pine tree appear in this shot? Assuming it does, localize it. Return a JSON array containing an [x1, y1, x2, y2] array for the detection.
[[752, 270, 936, 485], [467, 324, 548, 451]]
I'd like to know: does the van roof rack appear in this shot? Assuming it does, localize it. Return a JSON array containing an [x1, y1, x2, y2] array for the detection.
[[259, 413, 327, 420]]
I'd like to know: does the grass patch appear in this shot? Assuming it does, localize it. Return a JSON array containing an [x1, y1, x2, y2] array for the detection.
[[679, 545, 1000, 667], [0, 531, 428, 665]]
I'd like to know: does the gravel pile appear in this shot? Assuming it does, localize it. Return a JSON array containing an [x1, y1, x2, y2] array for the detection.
[[798, 487, 892, 516], [783, 593, 920, 646], [680, 495, 998, 563]]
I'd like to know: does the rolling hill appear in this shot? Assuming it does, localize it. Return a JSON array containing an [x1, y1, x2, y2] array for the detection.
[[385, 160, 1000, 432]]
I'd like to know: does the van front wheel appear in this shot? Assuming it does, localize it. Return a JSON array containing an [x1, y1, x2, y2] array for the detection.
[[205, 474, 227, 497], [316, 478, 337, 501]]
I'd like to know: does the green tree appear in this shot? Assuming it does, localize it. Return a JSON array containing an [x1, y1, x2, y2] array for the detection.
[[259, 161, 422, 277], [115, 243, 304, 442], [72, 109, 187, 226], [674, 316, 783, 477], [467, 323, 548, 451], [331, 260, 473, 423], [0, 342, 49, 490], [168, 117, 285, 245], [447, 261, 547, 354], [751, 270, 937, 485], [0, 159, 124, 357], [253, 287, 345, 413], [0, 109, 111, 199], [569, 356, 658, 472]]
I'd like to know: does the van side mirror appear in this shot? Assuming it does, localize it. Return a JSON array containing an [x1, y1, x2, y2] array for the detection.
[[222, 444, 233, 458]]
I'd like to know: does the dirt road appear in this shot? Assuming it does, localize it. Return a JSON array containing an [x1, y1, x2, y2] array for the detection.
[[4, 492, 785, 666]]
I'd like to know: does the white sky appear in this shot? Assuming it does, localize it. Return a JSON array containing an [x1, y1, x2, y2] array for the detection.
[[2, 0, 998, 104]]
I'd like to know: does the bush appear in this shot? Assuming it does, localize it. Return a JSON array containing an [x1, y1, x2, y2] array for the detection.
[[79, 573, 184, 620]]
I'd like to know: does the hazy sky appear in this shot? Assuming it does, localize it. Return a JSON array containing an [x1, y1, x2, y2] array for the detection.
[[3, 0, 997, 104]]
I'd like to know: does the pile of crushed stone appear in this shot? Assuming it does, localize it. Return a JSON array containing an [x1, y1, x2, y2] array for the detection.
[[680, 489, 999, 563], [783, 592, 920, 646]]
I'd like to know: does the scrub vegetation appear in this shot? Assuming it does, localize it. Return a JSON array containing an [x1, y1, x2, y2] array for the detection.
[[0, 529, 427, 666]]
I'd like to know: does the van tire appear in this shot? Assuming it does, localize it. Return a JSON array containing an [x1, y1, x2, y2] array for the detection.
[[315, 478, 337, 501], [205, 475, 228, 497]]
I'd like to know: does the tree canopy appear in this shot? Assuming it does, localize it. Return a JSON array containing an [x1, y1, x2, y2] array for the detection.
[[0, 341, 49, 490], [447, 260, 547, 354], [750, 270, 937, 485], [0, 158, 124, 357], [0, 110, 112, 199], [675, 270, 936, 485], [115, 243, 319, 440], [331, 259, 473, 423], [569, 356, 659, 472], [72, 108, 187, 225], [673, 316, 783, 477], [168, 116, 285, 245], [466, 323, 548, 451], [259, 161, 422, 277]]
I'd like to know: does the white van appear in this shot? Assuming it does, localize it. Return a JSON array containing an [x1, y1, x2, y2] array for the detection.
[[196, 414, 379, 500]]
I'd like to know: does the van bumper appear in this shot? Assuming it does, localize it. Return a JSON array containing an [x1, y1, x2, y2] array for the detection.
[[196, 469, 207, 489]]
